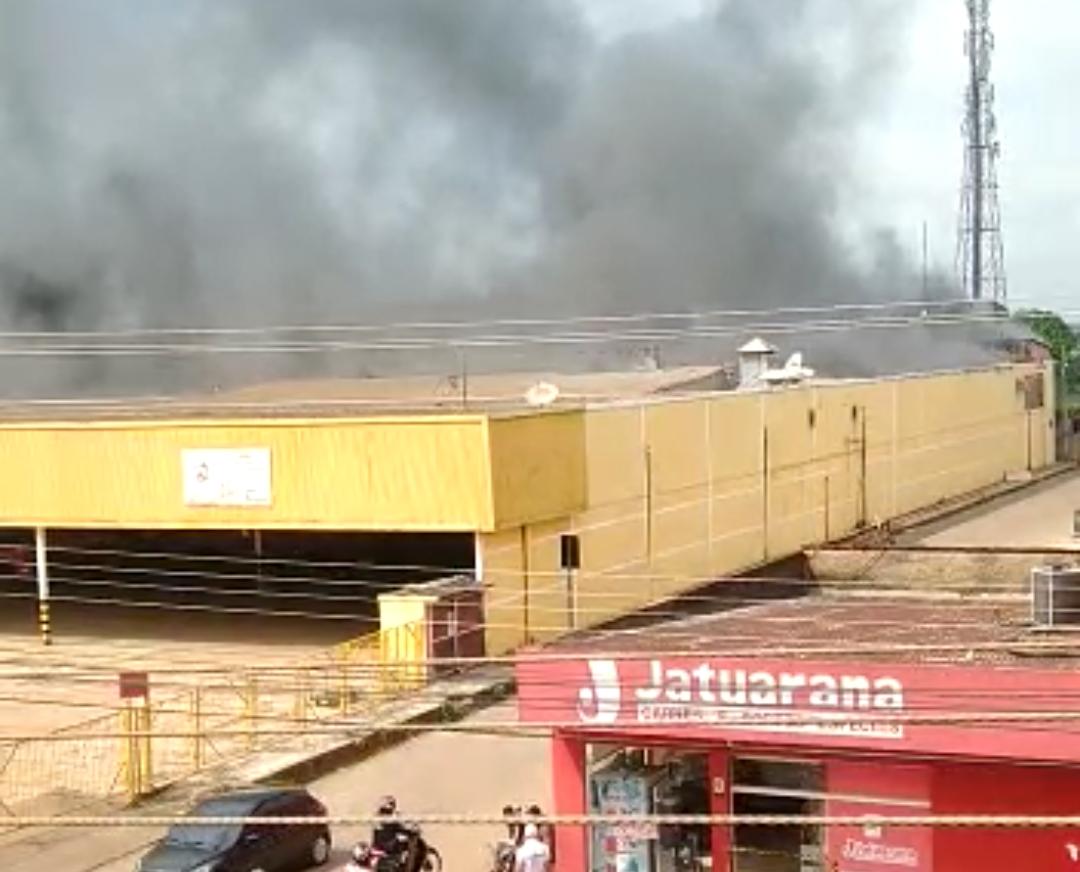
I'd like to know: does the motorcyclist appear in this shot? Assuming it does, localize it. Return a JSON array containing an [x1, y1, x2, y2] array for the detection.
[[495, 806, 523, 872], [372, 795, 412, 867], [503, 804, 523, 846]]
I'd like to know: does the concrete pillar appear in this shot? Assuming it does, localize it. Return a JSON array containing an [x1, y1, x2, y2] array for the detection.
[[551, 732, 587, 872]]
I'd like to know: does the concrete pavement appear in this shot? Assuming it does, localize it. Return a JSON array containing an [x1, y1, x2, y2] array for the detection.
[[902, 468, 1080, 548], [81, 701, 549, 872]]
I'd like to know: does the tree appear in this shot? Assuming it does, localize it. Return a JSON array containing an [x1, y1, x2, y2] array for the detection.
[[1016, 308, 1079, 395]]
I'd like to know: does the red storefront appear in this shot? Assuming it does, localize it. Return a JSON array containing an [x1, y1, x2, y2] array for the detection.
[[515, 597, 1080, 872]]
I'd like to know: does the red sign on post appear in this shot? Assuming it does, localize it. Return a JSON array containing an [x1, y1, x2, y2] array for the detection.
[[119, 671, 149, 700]]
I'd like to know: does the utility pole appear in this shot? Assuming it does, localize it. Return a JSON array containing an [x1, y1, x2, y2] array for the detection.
[[957, 0, 1006, 303]]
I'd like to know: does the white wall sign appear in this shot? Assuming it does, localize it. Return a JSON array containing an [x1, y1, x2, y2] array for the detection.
[[182, 448, 272, 507]]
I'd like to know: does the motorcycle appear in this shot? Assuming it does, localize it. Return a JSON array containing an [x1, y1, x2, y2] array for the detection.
[[490, 838, 516, 872], [344, 843, 375, 872], [347, 823, 442, 872]]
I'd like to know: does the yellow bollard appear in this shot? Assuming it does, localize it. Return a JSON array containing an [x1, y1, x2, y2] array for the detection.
[[37, 601, 51, 647], [119, 704, 136, 802], [137, 699, 152, 793], [338, 662, 351, 717], [244, 675, 258, 750], [294, 671, 309, 725], [191, 687, 204, 771], [120, 701, 151, 801]]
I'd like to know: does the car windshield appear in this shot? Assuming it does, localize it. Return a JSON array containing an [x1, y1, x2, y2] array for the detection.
[[164, 823, 239, 851]]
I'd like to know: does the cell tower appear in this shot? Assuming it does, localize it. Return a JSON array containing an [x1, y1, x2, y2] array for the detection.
[[957, 0, 1006, 303]]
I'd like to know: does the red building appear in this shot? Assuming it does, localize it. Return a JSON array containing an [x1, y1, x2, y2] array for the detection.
[[516, 595, 1080, 872]]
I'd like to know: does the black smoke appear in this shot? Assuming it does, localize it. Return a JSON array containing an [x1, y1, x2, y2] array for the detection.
[[0, 0, 994, 396]]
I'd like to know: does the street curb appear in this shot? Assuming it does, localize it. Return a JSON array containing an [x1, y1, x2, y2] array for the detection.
[[255, 675, 517, 787]]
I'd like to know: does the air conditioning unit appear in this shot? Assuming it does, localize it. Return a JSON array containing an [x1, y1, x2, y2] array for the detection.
[[1031, 565, 1080, 628]]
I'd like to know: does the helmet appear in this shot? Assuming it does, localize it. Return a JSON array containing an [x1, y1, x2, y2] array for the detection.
[[352, 843, 370, 862], [377, 795, 397, 816], [524, 823, 539, 840]]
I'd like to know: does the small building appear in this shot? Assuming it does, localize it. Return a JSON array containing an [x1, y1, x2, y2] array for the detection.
[[516, 584, 1080, 872]]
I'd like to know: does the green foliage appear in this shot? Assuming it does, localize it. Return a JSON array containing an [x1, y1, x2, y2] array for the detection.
[[1016, 308, 1079, 396], [1016, 309, 1076, 362]]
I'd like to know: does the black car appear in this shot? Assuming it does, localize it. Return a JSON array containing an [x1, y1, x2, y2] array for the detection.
[[137, 787, 332, 872]]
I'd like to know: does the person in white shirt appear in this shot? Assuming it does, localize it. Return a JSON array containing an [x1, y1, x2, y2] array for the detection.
[[515, 823, 551, 872]]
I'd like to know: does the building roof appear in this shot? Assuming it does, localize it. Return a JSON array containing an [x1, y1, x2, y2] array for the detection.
[[0, 365, 730, 423], [550, 593, 1080, 670]]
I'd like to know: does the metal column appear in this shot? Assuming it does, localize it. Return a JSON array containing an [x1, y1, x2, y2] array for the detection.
[[34, 527, 50, 646]]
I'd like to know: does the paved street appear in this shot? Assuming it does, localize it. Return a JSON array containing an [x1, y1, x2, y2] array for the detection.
[[60, 701, 549, 872], [910, 470, 1080, 548]]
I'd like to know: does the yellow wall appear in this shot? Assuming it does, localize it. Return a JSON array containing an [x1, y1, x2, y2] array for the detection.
[[0, 416, 498, 530], [477, 526, 530, 654], [479, 363, 1057, 652], [376, 593, 431, 685], [0, 411, 591, 532], [487, 410, 587, 530]]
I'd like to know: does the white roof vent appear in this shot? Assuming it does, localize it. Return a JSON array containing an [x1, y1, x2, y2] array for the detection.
[[760, 352, 816, 384], [524, 381, 560, 407], [736, 337, 778, 389], [738, 337, 778, 356]]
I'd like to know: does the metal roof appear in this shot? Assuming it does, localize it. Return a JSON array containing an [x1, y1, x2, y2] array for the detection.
[[549, 593, 1080, 669]]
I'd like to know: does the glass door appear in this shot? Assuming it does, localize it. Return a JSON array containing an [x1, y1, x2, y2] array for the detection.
[[730, 757, 825, 872]]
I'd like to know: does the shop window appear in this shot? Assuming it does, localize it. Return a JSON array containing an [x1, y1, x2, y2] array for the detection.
[[586, 743, 711, 872], [732, 757, 825, 872]]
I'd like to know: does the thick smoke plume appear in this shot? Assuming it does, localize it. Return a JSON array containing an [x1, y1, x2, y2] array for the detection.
[[0, 0, 997, 396]]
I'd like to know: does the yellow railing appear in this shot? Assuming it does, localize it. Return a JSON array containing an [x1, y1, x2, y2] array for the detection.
[[330, 620, 427, 711], [1, 619, 432, 811]]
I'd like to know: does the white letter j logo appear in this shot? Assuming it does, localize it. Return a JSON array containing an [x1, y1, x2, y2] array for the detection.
[[577, 660, 621, 725]]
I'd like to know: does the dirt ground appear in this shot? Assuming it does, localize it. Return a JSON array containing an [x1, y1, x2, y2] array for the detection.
[[0, 601, 365, 736]]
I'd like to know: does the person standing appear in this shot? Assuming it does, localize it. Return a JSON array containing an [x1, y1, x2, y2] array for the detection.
[[515, 823, 551, 872]]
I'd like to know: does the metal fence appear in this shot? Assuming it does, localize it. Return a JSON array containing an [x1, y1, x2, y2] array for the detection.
[[0, 711, 123, 817], [0, 620, 428, 814]]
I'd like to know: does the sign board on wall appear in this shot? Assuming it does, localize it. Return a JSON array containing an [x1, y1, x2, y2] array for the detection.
[[516, 655, 1080, 764], [826, 760, 932, 872], [118, 671, 149, 700], [182, 448, 272, 507]]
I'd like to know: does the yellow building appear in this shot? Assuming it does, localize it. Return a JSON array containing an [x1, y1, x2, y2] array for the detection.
[[0, 362, 1055, 654]]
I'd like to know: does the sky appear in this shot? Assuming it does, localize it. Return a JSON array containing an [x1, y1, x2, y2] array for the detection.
[[588, 0, 1079, 314]]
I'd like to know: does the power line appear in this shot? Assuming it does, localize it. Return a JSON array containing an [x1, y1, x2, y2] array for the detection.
[[2, 812, 1080, 828], [0, 296, 1023, 341], [2, 288, 1076, 346], [0, 308, 1023, 356]]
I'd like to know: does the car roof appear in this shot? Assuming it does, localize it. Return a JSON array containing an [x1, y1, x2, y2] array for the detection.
[[189, 788, 309, 817]]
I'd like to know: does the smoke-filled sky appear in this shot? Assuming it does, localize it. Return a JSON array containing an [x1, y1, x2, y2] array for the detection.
[[594, 0, 1078, 315], [0, 0, 1070, 394]]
